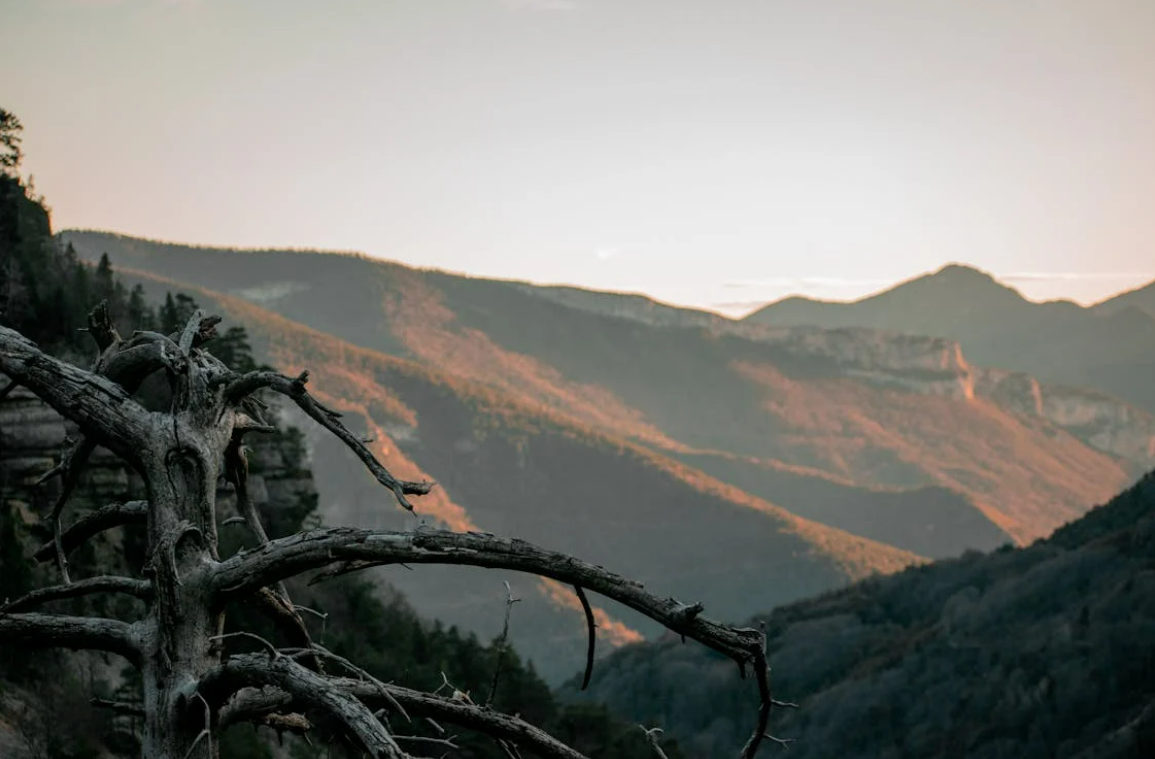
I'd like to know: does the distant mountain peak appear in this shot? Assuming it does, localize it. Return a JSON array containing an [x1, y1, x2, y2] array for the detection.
[[931, 262, 1000, 283], [873, 262, 1026, 308]]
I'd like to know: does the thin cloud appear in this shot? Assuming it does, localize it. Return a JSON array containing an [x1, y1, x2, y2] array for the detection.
[[723, 276, 892, 290], [595, 246, 621, 261], [711, 300, 774, 311], [1001, 271, 1152, 284]]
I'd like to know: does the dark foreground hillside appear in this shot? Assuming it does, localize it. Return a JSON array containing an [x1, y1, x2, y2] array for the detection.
[[569, 472, 1155, 759]]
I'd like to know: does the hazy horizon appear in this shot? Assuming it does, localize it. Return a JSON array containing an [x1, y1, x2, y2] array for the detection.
[[56, 225, 1154, 318], [4, 0, 1153, 313]]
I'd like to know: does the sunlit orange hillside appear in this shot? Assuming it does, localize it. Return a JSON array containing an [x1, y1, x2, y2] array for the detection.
[[115, 268, 920, 682], [66, 231, 1153, 553]]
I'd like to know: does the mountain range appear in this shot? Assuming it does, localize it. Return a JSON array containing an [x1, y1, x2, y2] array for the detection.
[[58, 230, 1155, 680], [746, 263, 1155, 415]]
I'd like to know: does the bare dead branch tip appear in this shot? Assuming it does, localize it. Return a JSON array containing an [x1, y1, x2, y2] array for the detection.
[[90, 697, 144, 717], [222, 369, 434, 512], [574, 584, 597, 691], [487, 581, 521, 705], [640, 726, 672, 759]]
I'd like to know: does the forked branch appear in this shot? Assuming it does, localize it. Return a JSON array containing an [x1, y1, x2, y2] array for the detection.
[[209, 662, 589, 759], [222, 370, 433, 511], [342, 677, 590, 759], [212, 528, 773, 757], [216, 654, 406, 758], [0, 325, 151, 460]]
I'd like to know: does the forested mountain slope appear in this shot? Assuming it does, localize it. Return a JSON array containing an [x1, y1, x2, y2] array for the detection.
[[114, 267, 920, 682], [1095, 279, 1155, 320], [61, 232, 1154, 552], [567, 472, 1155, 759]]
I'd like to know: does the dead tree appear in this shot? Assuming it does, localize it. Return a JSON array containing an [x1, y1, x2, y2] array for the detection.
[[0, 305, 777, 758]]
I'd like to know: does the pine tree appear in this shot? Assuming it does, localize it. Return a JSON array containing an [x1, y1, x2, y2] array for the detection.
[[127, 284, 155, 331]]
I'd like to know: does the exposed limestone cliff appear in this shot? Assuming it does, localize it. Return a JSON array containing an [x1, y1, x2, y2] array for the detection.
[[978, 371, 1155, 471], [523, 287, 981, 398], [754, 326, 978, 400]]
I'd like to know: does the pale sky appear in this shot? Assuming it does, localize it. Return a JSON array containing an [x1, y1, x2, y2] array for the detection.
[[3, 0, 1153, 315]]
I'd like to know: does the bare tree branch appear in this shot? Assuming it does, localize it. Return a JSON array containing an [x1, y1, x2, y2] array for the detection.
[[487, 581, 520, 706], [214, 528, 763, 666], [0, 612, 140, 664], [224, 436, 287, 593], [217, 673, 589, 759], [41, 436, 98, 583], [83, 300, 122, 354], [338, 678, 589, 759], [394, 734, 459, 750], [573, 584, 596, 691], [33, 501, 147, 562], [90, 697, 145, 717], [222, 428, 324, 673], [249, 588, 324, 672], [217, 654, 406, 758], [2, 576, 151, 612], [640, 726, 672, 759], [4, 308, 781, 758], [217, 686, 292, 729], [177, 309, 210, 355], [222, 370, 433, 511], [97, 340, 178, 393], [282, 644, 409, 722], [0, 325, 152, 459], [213, 527, 773, 756]]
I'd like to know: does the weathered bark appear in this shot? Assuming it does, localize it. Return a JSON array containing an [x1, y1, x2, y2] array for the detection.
[[0, 305, 780, 758], [1, 576, 150, 612], [33, 500, 148, 562], [0, 612, 140, 663]]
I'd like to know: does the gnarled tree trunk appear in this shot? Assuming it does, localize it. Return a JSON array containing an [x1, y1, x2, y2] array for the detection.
[[0, 304, 780, 758]]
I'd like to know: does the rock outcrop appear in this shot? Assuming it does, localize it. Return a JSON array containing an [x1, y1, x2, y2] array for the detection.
[[978, 371, 1155, 471], [0, 378, 317, 542]]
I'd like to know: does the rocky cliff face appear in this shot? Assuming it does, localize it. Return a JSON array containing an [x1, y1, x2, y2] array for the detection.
[[753, 326, 978, 400], [977, 371, 1155, 471], [518, 289, 1155, 469], [0, 379, 317, 547], [689, 318, 1155, 473], [770, 328, 1155, 472], [718, 322, 1155, 472], [0, 383, 140, 518], [522, 288, 983, 399]]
